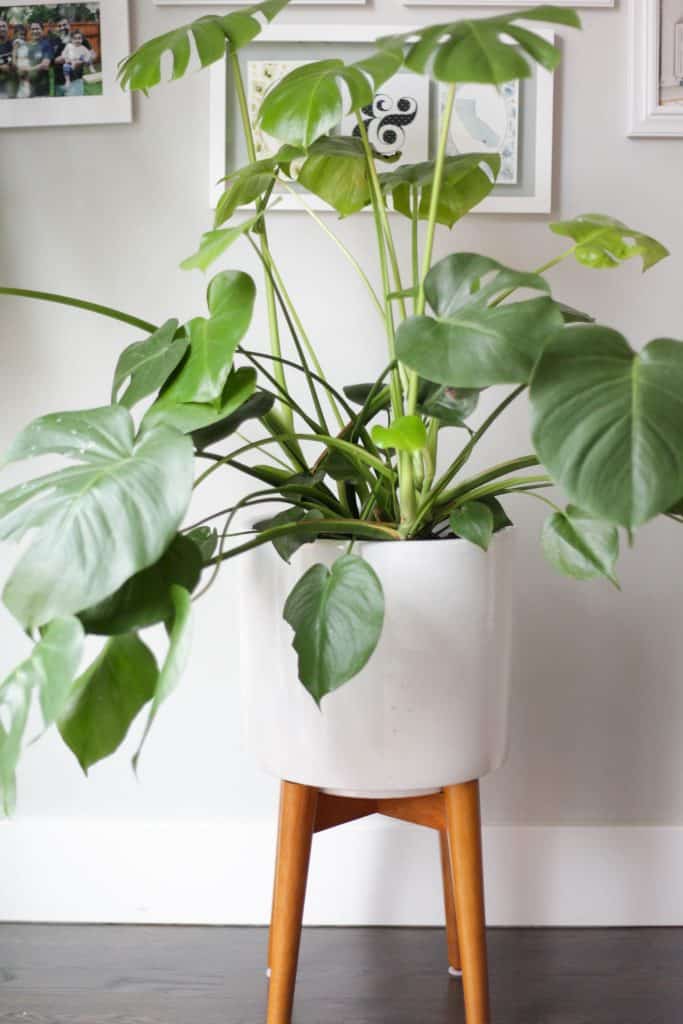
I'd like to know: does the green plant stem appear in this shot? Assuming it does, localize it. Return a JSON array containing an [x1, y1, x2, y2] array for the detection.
[[413, 385, 526, 533], [235, 429, 291, 470], [490, 247, 577, 308], [512, 489, 562, 513], [240, 348, 356, 420], [436, 455, 541, 509], [411, 187, 420, 314], [0, 286, 157, 333], [231, 51, 291, 430], [448, 476, 552, 508], [281, 182, 384, 319]]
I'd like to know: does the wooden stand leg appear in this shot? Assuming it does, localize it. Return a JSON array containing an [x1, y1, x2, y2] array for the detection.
[[267, 781, 319, 1024], [445, 781, 490, 1024], [438, 829, 462, 977]]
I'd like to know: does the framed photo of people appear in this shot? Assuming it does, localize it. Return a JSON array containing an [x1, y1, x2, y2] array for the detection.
[[0, 1, 131, 127], [209, 24, 556, 215], [630, 0, 683, 136]]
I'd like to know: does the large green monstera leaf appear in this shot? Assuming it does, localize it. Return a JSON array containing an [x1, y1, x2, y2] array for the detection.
[[258, 48, 403, 148], [531, 326, 683, 528], [118, 0, 290, 92], [0, 406, 194, 628], [380, 153, 501, 228], [377, 8, 581, 85], [396, 253, 563, 388]]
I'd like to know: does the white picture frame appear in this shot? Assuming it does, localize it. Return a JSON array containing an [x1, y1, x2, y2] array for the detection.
[[156, 0, 365, 5], [630, 0, 683, 136], [0, 0, 131, 128], [403, 0, 613, 6], [209, 24, 556, 214]]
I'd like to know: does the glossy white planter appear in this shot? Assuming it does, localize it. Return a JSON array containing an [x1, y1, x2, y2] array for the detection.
[[239, 532, 515, 799]]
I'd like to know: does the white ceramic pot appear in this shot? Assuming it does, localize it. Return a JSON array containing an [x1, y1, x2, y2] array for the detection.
[[239, 531, 515, 799]]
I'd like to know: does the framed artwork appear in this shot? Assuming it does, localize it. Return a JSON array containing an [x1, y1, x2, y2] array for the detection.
[[403, 1, 613, 6], [630, 0, 683, 136], [0, 1, 131, 127], [209, 25, 555, 214], [155, 0, 366, 5]]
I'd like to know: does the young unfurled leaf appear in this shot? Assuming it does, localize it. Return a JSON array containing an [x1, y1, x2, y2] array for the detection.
[[156, 271, 256, 406], [258, 49, 403, 148], [531, 326, 683, 528], [283, 554, 385, 705], [542, 506, 620, 586], [450, 501, 494, 551], [372, 415, 427, 454], [118, 1, 290, 92], [550, 214, 669, 272], [0, 407, 194, 629], [377, 9, 581, 86], [59, 634, 158, 773], [79, 534, 203, 636], [0, 617, 84, 814], [380, 153, 500, 228], [112, 319, 187, 409], [396, 253, 562, 388]]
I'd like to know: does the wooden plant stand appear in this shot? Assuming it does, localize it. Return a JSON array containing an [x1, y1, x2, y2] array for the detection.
[[266, 780, 490, 1024]]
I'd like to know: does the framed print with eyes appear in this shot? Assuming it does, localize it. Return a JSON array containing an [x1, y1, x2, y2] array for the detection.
[[209, 25, 555, 214]]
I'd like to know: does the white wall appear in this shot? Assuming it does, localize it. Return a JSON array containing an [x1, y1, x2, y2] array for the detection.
[[2, 0, 683, 926]]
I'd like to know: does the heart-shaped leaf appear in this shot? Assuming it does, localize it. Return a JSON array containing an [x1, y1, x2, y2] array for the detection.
[[298, 136, 370, 216], [378, 9, 580, 86], [0, 617, 84, 814], [258, 48, 403, 148], [112, 320, 187, 409], [0, 406, 194, 628], [59, 634, 158, 773], [396, 253, 562, 388], [185, 526, 218, 563], [181, 213, 264, 274], [450, 501, 494, 551], [541, 505, 619, 586], [372, 415, 427, 454], [550, 214, 669, 272], [144, 367, 257, 435], [191, 389, 274, 450], [284, 554, 385, 705], [118, 0, 290, 92], [158, 272, 255, 405], [79, 534, 203, 636], [380, 153, 500, 228], [419, 384, 479, 426], [531, 325, 683, 528]]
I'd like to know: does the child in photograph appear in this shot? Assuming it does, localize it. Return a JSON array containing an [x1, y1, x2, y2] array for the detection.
[[60, 31, 95, 95]]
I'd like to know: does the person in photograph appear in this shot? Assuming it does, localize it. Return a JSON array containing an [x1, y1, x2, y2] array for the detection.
[[24, 22, 53, 98], [59, 30, 95, 96], [12, 24, 31, 98], [0, 19, 16, 99]]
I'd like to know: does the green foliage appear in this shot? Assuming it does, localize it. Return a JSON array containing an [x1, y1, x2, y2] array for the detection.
[[118, 0, 291, 92], [283, 555, 385, 705], [372, 415, 427, 454], [380, 153, 501, 228], [450, 501, 494, 551], [419, 384, 479, 427], [541, 506, 620, 586], [258, 48, 403, 147], [0, 618, 84, 815], [112, 319, 186, 409], [214, 146, 303, 227], [59, 635, 158, 773], [396, 253, 563, 387], [531, 326, 683, 528], [0, 407, 194, 629], [181, 212, 264, 273], [550, 214, 669, 271], [255, 507, 326, 563], [298, 136, 370, 217], [144, 367, 257, 436], [378, 8, 581, 85]]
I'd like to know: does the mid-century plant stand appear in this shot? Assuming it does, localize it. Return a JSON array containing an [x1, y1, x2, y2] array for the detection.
[[266, 780, 490, 1024]]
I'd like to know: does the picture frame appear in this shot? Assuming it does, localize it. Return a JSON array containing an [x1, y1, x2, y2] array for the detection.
[[155, 0, 365, 6], [402, 0, 613, 7], [630, 0, 683, 136], [209, 24, 556, 215], [0, 1, 131, 128]]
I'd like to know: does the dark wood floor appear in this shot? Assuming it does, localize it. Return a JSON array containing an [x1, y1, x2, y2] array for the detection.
[[1, 925, 682, 1023]]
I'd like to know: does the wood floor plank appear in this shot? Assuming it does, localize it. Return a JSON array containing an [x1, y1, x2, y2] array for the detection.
[[0, 925, 682, 1023]]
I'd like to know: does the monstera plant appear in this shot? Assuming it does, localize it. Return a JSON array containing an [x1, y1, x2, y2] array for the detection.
[[0, 1, 678, 813]]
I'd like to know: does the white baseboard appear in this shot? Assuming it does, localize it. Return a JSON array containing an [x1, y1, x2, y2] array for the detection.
[[2, 817, 683, 927]]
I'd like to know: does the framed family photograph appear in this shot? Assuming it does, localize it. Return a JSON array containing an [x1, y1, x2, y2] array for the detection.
[[630, 0, 683, 135], [209, 24, 555, 215], [0, 0, 131, 127]]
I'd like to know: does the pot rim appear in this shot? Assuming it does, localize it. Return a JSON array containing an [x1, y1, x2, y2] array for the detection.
[[252, 526, 514, 551]]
